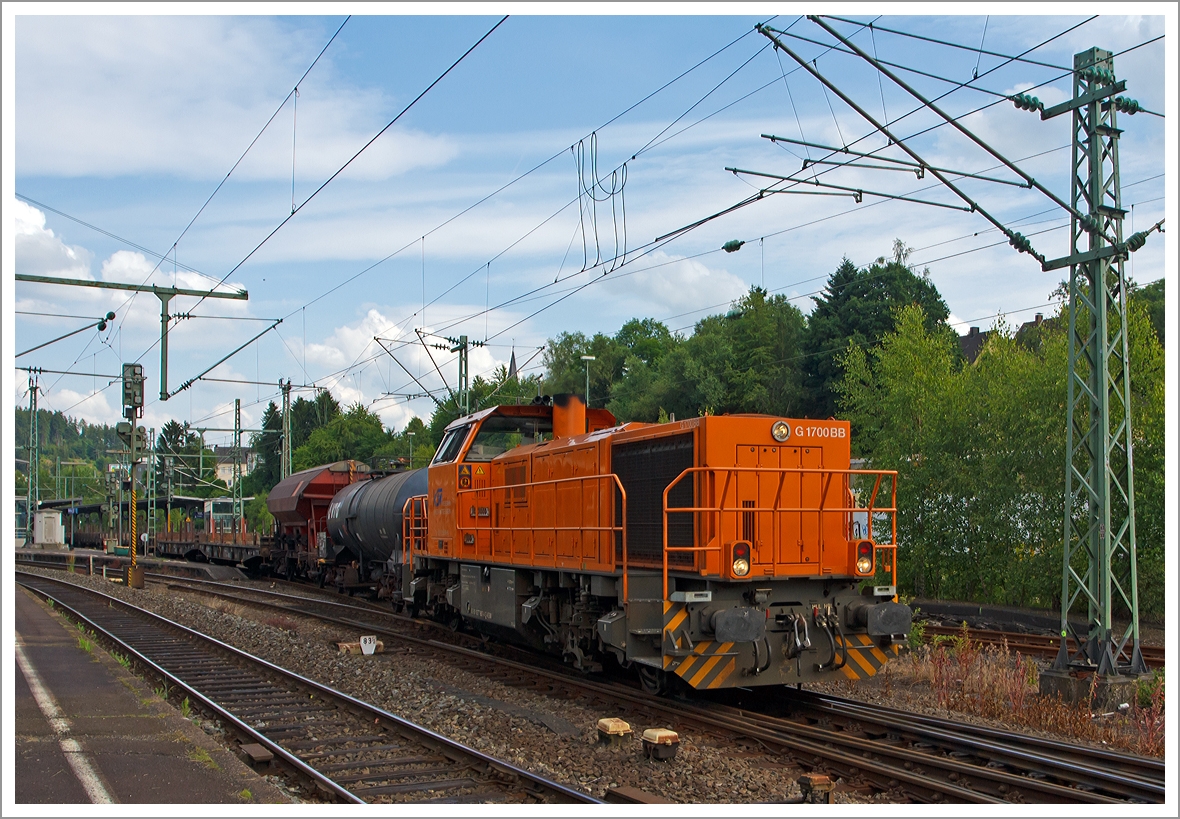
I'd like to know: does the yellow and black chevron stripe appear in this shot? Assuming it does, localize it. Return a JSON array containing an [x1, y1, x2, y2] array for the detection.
[[661, 601, 739, 690], [835, 633, 901, 680]]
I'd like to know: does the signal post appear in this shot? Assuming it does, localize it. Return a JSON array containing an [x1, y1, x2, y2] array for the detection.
[[118, 363, 146, 588]]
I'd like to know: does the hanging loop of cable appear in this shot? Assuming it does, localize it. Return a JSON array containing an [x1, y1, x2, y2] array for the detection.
[[291, 87, 300, 215]]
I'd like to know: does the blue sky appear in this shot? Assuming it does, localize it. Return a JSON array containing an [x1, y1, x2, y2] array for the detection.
[[5, 6, 1174, 446]]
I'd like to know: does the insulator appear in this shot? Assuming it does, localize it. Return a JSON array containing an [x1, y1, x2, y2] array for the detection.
[[1081, 66, 1115, 84], [1008, 231, 1033, 254], [1125, 231, 1149, 253], [1011, 93, 1042, 112], [1078, 214, 1101, 234], [1114, 96, 1141, 115], [722, 240, 745, 253]]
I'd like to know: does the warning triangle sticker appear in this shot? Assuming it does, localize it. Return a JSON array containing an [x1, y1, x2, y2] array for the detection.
[[475, 466, 485, 475]]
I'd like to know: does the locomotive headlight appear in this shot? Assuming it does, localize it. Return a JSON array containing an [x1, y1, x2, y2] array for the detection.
[[771, 420, 791, 442], [855, 541, 874, 574], [731, 540, 752, 576]]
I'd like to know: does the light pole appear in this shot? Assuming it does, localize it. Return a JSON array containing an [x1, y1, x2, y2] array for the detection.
[[580, 356, 595, 407], [407, 431, 415, 470]]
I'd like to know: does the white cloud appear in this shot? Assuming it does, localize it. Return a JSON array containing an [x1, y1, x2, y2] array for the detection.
[[595, 251, 753, 321], [14, 199, 94, 280], [39, 384, 120, 426], [15, 16, 457, 182]]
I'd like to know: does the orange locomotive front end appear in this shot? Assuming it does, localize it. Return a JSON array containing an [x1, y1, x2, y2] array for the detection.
[[402, 395, 910, 693]]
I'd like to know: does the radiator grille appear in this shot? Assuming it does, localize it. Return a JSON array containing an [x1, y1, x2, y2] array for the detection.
[[612, 432, 695, 568]]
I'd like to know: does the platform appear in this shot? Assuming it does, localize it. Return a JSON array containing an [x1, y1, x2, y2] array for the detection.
[[13, 585, 289, 805]]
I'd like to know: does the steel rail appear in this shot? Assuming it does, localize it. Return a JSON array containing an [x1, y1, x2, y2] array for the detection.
[[923, 624, 1166, 669], [777, 690, 1163, 802], [16, 571, 598, 805], [805, 691, 1164, 792]]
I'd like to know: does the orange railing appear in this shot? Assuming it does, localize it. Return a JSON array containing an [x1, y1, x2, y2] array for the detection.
[[661, 466, 898, 599], [402, 494, 429, 569], [455, 474, 631, 601]]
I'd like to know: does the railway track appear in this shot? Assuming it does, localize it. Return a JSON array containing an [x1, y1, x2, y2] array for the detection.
[[85, 569, 1169, 803], [923, 624, 1166, 669], [750, 689, 1164, 803], [15, 570, 598, 806]]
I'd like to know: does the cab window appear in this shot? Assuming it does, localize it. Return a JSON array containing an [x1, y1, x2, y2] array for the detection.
[[431, 425, 472, 465], [465, 415, 553, 462]]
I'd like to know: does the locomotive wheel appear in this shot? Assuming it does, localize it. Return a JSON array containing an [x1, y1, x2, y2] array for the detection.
[[637, 665, 669, 696]]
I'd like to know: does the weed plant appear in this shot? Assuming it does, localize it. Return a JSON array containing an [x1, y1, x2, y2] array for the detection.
[[881, 624, 1166, 757]]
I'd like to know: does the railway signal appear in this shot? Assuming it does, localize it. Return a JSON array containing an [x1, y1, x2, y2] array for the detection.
[[121, 363, 145, 586]]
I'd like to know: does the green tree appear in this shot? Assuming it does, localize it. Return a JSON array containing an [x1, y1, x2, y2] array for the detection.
[[242, 402, 282, 495], [292, 403, 394, 471], [289, 390, 341, 451], [806, 242, 951, 418], [837, 301, 1164, 618], [1130, 277, 1165, 347], [244, 495, 274, 534], [604, 288, 806, 422]]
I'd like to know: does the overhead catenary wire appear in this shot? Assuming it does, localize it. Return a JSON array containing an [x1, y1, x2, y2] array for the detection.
[[46, 18, 1163, 427], [806, 16, 1116, 244], [18, 20, 352, 415], [127, 20, 509, 413], [323, 19, 780, 353], [308, 19, 785, 397], [186, 16, 509, 318], [751, 14, 1104, 212], [825, 14, 1072, 72], [105, 17, 354, 346]]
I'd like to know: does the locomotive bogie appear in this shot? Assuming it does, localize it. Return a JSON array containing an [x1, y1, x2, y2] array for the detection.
[[399, 557, 908, 688]]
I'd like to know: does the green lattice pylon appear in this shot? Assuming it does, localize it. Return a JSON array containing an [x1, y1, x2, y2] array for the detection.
[[1055, 48, 1145, 676]]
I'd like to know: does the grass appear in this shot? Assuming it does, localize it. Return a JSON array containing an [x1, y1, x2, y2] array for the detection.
[[188, 747, 219, 770], [77, 634, 94, 653], [237, 789, 252, 802], [180, 697, 191, 719], [113, 652, 131, 669]]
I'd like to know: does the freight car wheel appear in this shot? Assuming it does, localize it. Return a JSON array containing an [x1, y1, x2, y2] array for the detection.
[[637, 666, 669, 696]]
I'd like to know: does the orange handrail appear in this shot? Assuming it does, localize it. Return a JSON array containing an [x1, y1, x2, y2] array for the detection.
[[401, 494, 429, 570], [456, 473, 631, 603], [661, 466, 899, 600]]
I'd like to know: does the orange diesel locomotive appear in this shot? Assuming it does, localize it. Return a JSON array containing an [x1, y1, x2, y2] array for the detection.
[[398, 394, 910, 693]]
